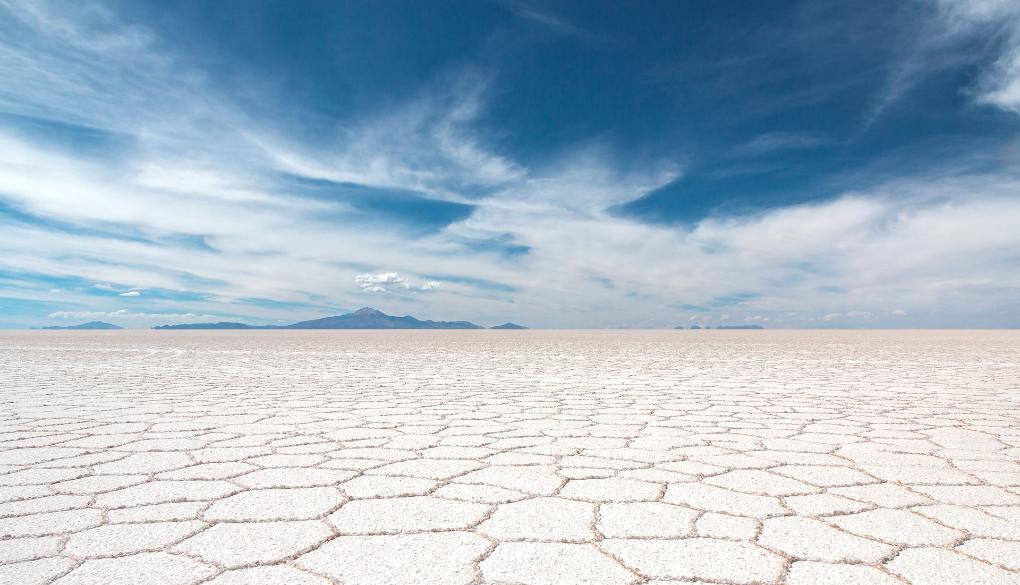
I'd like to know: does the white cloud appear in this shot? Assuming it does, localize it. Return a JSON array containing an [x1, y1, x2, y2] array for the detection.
[[934, 0, 1020, 114], [355, 273, 442, 294], [257, 70, 524, 203], [846, 311, 872, 318], [976, 44, 1020, 113], [864, 0, 1020, 124], [355, 273, 408, 292], [118, 290, 141, 297]]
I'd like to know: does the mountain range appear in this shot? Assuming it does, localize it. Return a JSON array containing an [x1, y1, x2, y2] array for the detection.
[[42, 321, 123, 330], [154, 308, 499, 330], [36, 313, 762, 330]]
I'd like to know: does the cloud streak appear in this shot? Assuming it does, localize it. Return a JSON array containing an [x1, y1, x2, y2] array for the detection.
[[731, 132, 828, 158]]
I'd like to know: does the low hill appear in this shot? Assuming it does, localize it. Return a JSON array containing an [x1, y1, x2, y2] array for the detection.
[[490, 322, 527, 329], [42, 321, 123, 330], [154, 322, 256, 330]]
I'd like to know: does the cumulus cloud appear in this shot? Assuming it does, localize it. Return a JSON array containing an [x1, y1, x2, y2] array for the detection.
[[355, 273, 441, 293], [118, 290, 141, 297], [355, 273, 408, 292]]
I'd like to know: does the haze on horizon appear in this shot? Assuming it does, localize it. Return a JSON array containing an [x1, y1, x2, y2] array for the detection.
[[1, 0, 1019, 329]]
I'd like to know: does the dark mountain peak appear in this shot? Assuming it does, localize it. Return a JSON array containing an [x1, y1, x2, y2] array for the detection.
[[353, 307, 384, 316], [491, 322, 527, 329]]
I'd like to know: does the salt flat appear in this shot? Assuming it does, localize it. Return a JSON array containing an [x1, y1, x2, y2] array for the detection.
[[1, 330, 1019, 585]]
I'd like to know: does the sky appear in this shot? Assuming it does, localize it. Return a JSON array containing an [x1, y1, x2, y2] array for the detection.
[[1, 0, 1019, 329]]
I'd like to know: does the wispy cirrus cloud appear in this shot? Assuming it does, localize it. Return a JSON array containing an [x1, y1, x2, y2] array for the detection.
[[501, 1, 595, 42], [949, 0, 1020, 113], [865, 0, 1020, 124]]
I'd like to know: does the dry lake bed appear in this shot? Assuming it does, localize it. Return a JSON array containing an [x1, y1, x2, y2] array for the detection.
[[1, 330, 1019, 585]]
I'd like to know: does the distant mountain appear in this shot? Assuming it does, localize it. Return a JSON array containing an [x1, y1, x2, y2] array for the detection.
[[154, 322, 256, 330], [154, 308, 484, 330], [42, 321, 123, 330], [490, 322, 527, 329], [689, 325, 702, 330], [716, 324, 765, 330], [286, 307, 483, 329], [674, 325, 684, 329]]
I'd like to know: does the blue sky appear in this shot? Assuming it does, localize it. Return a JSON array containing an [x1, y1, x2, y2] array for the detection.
[[1, 0, 1019, 328]]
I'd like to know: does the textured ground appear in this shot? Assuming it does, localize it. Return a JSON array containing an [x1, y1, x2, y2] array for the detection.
[[1, 330, 1019, 585]]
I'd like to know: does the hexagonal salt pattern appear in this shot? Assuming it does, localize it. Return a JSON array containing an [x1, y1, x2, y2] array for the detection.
[[0, 329, 1019, 584]]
